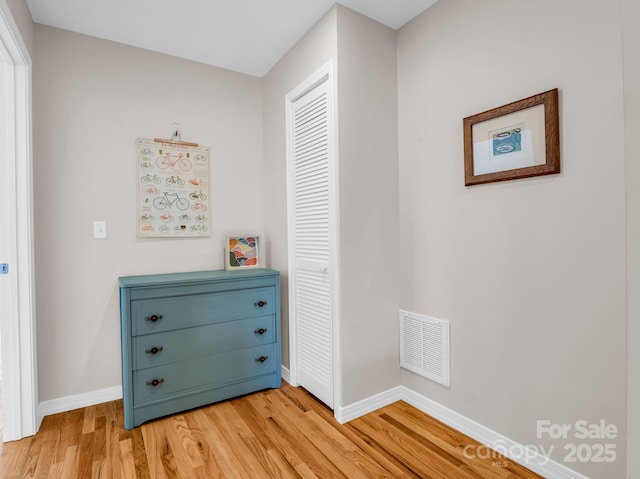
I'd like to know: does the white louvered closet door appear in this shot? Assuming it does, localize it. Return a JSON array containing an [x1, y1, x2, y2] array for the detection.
[[289, 74, 335, 409]]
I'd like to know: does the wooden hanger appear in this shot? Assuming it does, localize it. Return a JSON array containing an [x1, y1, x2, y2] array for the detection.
[[154, 122, 198, 147], [153, 137, 199, 147]]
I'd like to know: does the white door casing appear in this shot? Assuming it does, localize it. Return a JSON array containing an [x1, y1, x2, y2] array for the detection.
[[0, 0, 38, 441], [285, 61, 340, 410]]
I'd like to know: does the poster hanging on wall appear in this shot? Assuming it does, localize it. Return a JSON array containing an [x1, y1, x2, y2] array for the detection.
[[136, 137, 210, 237]]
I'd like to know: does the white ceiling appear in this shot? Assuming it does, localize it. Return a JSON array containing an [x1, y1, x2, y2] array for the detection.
[[25, 0, 438, 77]]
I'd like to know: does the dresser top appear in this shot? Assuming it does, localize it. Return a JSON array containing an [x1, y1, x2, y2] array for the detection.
[[119, 268, 280, 288]]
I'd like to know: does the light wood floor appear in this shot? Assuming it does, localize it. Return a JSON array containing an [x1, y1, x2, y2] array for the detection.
[[0, 383, 542, 478]]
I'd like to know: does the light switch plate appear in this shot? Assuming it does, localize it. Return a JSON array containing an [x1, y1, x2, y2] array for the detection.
[[93, 221, 107, 239]]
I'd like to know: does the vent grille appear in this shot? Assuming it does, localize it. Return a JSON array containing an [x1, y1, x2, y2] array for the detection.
[[399, 310, 450, 387]]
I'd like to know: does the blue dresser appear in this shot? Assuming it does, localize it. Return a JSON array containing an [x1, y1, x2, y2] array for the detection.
[[119, 268, 281, 429]]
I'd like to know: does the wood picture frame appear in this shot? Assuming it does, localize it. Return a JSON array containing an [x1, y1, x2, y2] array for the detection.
[[225, 236, 263, 270], [463, 89, 560, 186]]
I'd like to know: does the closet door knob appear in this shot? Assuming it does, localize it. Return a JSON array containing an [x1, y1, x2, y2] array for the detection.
[[146, 378, 164, 387], [145, 314, 163, 323], [145, 346, 163, 355], [254, 328, 267, 335], [255, 356, 268, 363], [255, 301, 267, 308]]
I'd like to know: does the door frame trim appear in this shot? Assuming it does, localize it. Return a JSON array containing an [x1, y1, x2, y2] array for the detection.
[[0, 0, 38, 441], [285, 60, 341, 411]]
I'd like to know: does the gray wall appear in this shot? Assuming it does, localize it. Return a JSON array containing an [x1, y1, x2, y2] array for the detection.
[[7, 0, 637, 475], [397, 1, 627, 477], [262, 5, 338, 368], [335, 5, 400, 405], [33, 25, 264, 402], [623, 0, 640, 476], [263, 5, 400, 406]]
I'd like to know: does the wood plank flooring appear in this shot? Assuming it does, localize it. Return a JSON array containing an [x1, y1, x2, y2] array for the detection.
[[0, 383, 543, 478]]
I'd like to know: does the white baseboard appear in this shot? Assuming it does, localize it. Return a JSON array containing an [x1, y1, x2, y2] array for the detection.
[[39, 366, 291, 422], [337, 386, 589, 479], [38, 385, 122, 419], [334, 386, 405, 424], [281, 365, 291, 384]]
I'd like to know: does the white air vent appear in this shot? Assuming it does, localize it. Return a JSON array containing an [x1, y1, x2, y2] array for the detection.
[[399, 310, 450, 387]]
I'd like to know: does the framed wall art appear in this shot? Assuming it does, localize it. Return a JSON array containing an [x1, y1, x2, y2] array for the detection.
[[137, 137, 210, 237], [225, 236, 263, 270], [463, 89, 560, 186]]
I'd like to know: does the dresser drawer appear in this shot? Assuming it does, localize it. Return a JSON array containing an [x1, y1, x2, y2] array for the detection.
[[132, 287, 274, 336], [133, 315, 275, 370], [133, 344, 277, 403]]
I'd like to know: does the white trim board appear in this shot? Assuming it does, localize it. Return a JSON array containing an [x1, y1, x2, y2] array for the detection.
[[38, 386, 123, 418], [0, 0, 38, 442], [38, 366, 294, 420], [336, 386, 589, 479], [281, 365, 291, 384]]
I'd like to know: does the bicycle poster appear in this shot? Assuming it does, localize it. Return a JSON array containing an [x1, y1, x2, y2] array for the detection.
[[137, 138, 210, 237]]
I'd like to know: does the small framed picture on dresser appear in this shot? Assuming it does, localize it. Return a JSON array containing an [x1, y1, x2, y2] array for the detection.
[[225, 236, 263, 270]]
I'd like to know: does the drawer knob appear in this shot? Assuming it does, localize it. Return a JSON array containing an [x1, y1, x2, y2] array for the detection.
[[254, 328, 267, 335], [255, 356, 268, 363], [255, 300, 267, 308], [146, 378, 164, 387], [145, 314, 163, 323], [145, 346, 164, 355]]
